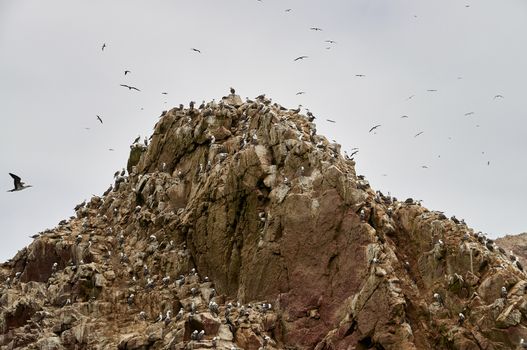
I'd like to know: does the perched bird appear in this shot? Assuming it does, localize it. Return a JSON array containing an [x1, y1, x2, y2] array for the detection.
[[520, 338, 527, 349], [501, 286, 507, 299], [433, 292, 443, 305], [230, 87, 236, 94], [96, 115, 103, 124], [120, 84, 140, 91], [369, 124, 381, 133], [124, 70, 131, 75], [458, 312, 465, 325], [294, 55, 308, 61], [191, 48, 201, 53], [7, 173, 32, 192]]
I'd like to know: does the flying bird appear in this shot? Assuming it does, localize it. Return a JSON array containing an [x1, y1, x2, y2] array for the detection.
[[120, 84, 140, 91], [294, 56, 308, 61], [414, 131, 424, 137], [296, 91, 306, 95], [161, 92, 168, 95], [494, 94, 504, 99], [421, 165, 429, 169], [191, 48, 201, 53], [285, 8, 292, 12], [406, 95, 415, 100], [325, 40, 337, 44], [464, 112, 475, 116], [7, 173, 32, 192], [101, 43, 106, 51], [427, 89, 438, 92], [310, 27, 323, 31], [124, 70, 131, 75], [355, 74, 366, 77], [401, 115, 409, 119], [369, 124, 381, 133], [326, 119, 336, 123], [96, 115, 103, 124]]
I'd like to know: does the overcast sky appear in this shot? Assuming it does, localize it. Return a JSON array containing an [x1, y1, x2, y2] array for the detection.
[[1, 0, 526, 262]]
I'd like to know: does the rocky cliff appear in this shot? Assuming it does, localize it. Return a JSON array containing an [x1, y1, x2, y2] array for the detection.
[[1, 94, 527, 349]]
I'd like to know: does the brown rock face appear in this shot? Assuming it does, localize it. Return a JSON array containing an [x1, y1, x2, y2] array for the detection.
[[0, 94, 526, 349]]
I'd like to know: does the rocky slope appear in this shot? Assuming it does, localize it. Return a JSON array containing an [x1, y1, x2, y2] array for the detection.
[[1, 93, 527, 349], [496, 233, 527, 269]]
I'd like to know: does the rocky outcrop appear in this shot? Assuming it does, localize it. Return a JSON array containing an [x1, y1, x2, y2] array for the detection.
[[1, 93, 526, 349]]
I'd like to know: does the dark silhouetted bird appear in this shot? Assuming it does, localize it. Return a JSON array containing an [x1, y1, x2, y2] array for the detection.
[[191, 48, 201, 53], [120, 84, 140, 91], [124, 70, 131, 75], [369, 124, 381, 133], [96, 115, 103, 124], [294, 56, 308, 61], [101, 43, 106, 51]]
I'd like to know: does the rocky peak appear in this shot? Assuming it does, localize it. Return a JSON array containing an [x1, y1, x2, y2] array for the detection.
[[1, 93, 527, 349]]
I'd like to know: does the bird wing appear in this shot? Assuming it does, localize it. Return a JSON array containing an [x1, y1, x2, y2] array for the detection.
[[369, 125, 381, 132], [120, 84, 130, 88], [131, 86, 140, 91], [9, 173, 22, 188], [97, 116, 103, 123], [414, 131, 423, 137]]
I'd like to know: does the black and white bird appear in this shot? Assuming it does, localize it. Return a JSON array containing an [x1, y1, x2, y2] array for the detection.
[[458, 312, 465, 325], [7, 173, 32, 192]]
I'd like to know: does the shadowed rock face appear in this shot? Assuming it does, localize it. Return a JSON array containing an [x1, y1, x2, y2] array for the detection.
[[0, 94, 526, 349]]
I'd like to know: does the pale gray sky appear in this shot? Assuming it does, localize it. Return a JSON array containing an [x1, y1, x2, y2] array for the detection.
[[1, 0, 526, 261]]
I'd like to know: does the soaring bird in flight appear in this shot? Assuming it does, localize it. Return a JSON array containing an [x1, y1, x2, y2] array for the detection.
[[101, 43, 106, 51], [124, 70, 131, 75], [310, 27, 323, 31], [294, 56, 308, 61], [494, 94, 504, 99], [120, 84, 140, 91], [464, 112, 475, 116], [369, 124, 381, 133], [161, 92, 168, 95], [414, 131, 424, 137], [355, 74, 366, 77], [191, 48, 201, 53], [7, 173, 32, 192], [296, 91, 306, 95], [427, 89, 438, 92], [96, 115, 103, 124], [326, 119, 336, 123], [325, 40, 337, 44]]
